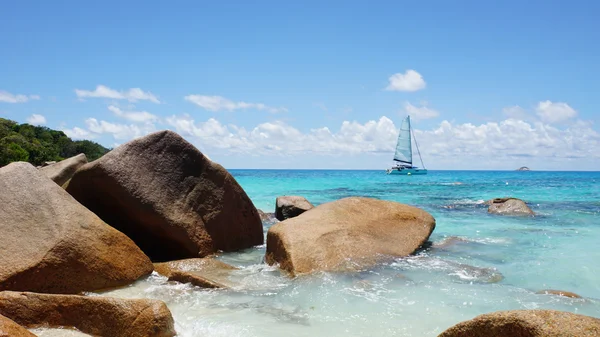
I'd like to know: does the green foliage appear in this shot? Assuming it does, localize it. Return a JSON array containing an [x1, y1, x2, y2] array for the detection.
[[0, 118, 110, 167]]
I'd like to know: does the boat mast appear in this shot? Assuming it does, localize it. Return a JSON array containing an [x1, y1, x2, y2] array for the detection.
[[410, 120, 425, 169]]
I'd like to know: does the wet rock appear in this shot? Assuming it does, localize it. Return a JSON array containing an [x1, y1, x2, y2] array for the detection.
[[0, 314, 36, 337], [275, 196, 314, 221], [536, 289, 582, 299], [154, 258, 237, 289], [39, 153, 87, 187], [0, 291, 176, 337], [438, 310, 600, 337], [66, 130, 264, 261], [0, 162, 152, 294], [487, 197, 534, 216], [433, 236, 470, 249], [258, 209, 278, 225], [266, 197, 436, 275]]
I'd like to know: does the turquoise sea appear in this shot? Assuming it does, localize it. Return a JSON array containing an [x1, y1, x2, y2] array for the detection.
[[76, 170, 600, 337]]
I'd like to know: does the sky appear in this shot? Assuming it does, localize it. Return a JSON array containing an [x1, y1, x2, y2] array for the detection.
[[1, 1, 599, 170]]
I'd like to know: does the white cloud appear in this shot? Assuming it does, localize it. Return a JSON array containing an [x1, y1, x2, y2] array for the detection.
[[0, 90, 40, 103], [27, 114, 46, 125], [84, 118, 156, 140], [62, 127, 94, 140], [385, 70, 426, 92], [536, 100, 577, 123], [75, 85, 160, 103], [403, 102, 439, 120], [502, 105, 528, 119], [108, 105, 158, 123], [184, 95, 288, 113]]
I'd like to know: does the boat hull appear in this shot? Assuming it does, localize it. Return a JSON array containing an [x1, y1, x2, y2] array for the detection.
[[386, 168, 428, 175]]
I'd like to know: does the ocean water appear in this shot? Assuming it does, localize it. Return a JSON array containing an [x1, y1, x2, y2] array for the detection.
[[76, 170, 600, 336]]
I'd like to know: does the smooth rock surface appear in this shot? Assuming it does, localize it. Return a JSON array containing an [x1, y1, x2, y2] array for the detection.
[[536, 289, 582, 298], [438, 310, 600, 337], [154, 258, 237, 288], [0, 291, 176, 337], [66, 130, 264, 261], [265, 197, 436, 275], [39, 153, 87, 187], [487, 197, 535, 216], [0, 162, 153, 294], [275, 196, 314, 221], [0, 314, 36, 337]]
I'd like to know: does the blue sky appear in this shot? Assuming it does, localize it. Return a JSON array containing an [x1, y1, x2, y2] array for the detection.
[[1, 1, 599, 169]]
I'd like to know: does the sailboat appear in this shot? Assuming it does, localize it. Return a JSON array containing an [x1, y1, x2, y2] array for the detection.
[[386, 115, 427, 175]]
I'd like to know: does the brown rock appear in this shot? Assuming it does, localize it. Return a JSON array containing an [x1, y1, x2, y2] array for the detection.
[[265, 197, 435, 275], [536, 289, 582, 298], [66, 130, 263, 261], [0, 291, 175, 337], [0, 162, 153, 294], [39, 153, 87, 187], [0, 314, 36, 337], [275, 195, 314, 221], [154, 258, 237, 288], [438, 310, 600, 337], [487, 197, 534, 216], [258, 209, 278, 224]]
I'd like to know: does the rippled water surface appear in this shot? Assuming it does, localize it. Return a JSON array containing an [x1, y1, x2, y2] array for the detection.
[[68, 170, 600, 336]]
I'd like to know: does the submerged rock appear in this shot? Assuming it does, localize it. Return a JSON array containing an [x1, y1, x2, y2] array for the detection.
[[438, 310, 600, 337], [66, 130, 264, 261], [265, 197, 435, 275], [0, 314, 35, 337], [0, 291, 175, 337], [275, 196, 314, 221], [536, 289, 582, 299], [487, 197, 534, 216], [154, 258, 237, 289], [39, 153, 87, 187], [0, 162, 153, 294]]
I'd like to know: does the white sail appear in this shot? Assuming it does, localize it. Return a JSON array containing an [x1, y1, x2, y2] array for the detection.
[[393, 116, 412, 164]]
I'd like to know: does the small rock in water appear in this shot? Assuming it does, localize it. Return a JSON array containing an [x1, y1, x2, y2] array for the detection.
[[275, 195, 314, 221], [536, 289, 582, 299], [438, 310, 600, 337], [153, 258, 238, 289], [487, 197, 535, 216]]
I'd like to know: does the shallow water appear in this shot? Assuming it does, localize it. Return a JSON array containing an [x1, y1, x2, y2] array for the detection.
[[88, 170, 600, 336]]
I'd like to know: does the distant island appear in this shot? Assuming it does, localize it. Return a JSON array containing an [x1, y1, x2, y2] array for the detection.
[[0, 118, 109, 167], [516, 166, 531, 171]]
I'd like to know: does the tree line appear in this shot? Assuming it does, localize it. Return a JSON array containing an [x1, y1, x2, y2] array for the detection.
[[0, 118, 110, 166]]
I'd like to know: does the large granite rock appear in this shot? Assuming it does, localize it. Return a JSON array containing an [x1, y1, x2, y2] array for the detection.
[[487, 197, 534, 216], [66, 130, 264, 261], [275, 196, 314, 221], [438, 310, 600, 337], [0, 314, 35, 337], [39, 153, 87, 187], [154, 258, 237, 289], [0, 291, 175, 337], [265, 197, 435, 275], [0, 162, 153, 294]]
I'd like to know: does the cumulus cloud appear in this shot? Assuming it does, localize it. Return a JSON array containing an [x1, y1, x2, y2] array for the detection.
[[27, 114, 46, 125], [536, 100, 577, 124], [108, 105, 158, 123], [184, 95, 288, 113], [62, 126, 94, 140], [75, 85, 160, 103], [403, 102, 439, 120], [0, 90, 40, 103], [63, 113, 600, 168], [385, 70, 426, 92]]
